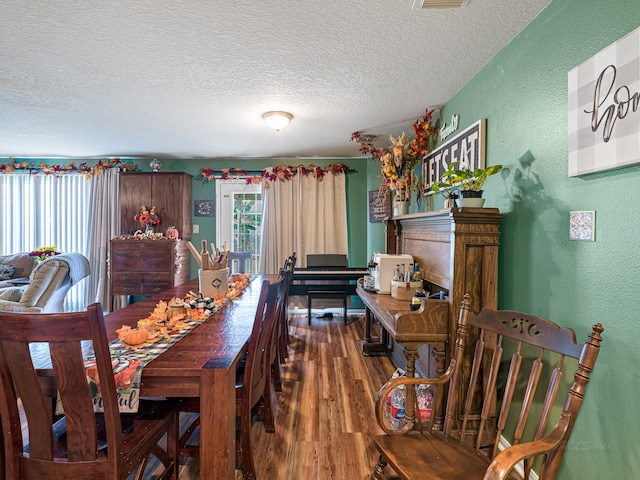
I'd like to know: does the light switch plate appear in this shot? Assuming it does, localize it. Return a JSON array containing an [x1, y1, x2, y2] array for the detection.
[[569, 211, 595, 241]]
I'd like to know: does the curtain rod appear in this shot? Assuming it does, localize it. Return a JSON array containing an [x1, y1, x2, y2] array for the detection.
[[210, 168, 358, 176]]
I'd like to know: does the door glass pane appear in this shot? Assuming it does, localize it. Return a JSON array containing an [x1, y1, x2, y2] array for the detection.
[[216, 180, 262, 273]]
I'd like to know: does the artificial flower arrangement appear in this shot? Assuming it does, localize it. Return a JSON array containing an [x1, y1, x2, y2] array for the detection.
[[351, 108, 439, 206], [29, 246, 61, 262], [134, 205, 160, 230]]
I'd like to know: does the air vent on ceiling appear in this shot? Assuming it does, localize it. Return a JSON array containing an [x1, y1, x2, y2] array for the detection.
[[412, 0, 472, 8]]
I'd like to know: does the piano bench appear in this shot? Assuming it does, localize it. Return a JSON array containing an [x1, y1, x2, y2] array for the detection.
[[307, 291, 348, 325]]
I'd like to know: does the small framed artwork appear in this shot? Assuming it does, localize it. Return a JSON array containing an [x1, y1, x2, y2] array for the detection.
[[569, 211, 595, 241], [369, 190, 391, 222], [194, 200, 215, 217]]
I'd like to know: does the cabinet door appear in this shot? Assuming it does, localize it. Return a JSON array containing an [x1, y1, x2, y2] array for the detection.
[[152, 174, 191, 237], [121, 175, 152, 233]]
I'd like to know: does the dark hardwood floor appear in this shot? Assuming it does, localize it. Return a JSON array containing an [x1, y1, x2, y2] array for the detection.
[[169, 309, 397, 479]]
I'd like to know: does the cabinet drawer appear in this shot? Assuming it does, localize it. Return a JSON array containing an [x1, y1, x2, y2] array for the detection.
[[112, 273, 141, 285], [141, 283, 170, 295], [142, 272, 172, 284], [111, 284, 142, 295]]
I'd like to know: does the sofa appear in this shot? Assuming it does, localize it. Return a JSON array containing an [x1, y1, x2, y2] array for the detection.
[[0, 252, 90, 313], [0, 252, 35, 288]]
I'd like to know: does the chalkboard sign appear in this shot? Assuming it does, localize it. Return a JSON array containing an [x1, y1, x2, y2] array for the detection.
[[369, 190, 391, 223]]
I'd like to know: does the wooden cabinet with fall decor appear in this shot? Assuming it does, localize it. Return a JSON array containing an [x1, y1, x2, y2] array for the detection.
[[120, 172, 192, 239], [109, 238, 189, 311]]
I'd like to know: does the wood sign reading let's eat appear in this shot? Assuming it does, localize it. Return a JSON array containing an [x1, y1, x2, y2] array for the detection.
[[568, 26, 640, 176], [422, 118, 486, 195]]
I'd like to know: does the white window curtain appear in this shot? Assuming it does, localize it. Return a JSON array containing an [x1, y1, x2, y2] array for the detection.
[[260, 169, 348, 274], [0, 173, 92, 311], [85, 168, 120, 310]]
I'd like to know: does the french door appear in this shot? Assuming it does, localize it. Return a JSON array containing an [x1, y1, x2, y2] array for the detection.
[[215, 180, 262, 273]]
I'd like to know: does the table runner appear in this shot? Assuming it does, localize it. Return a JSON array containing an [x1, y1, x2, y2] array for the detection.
[[85, 312, 208, 413], [54, 275, 251, 414], [56, 295, 227, 414]]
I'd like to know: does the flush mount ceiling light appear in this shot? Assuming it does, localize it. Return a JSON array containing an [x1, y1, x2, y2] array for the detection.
[[262, 111, 293, 131]]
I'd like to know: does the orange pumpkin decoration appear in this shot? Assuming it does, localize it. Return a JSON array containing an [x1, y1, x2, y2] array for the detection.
[[124, 328, 149, 346], [165, 226, 179, 239]]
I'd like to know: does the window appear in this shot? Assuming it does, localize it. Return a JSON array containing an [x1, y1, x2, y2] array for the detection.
[[0, 174, 92, 311]]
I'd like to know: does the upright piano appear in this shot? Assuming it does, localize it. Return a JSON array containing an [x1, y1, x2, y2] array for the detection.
[[357, 208, 501, 427]]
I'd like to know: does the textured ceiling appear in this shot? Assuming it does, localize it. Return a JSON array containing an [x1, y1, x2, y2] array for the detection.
[[0, 0, 550, 160]]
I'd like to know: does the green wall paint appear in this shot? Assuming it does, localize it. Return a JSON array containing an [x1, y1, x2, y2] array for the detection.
[[369, 0, 640, 476]]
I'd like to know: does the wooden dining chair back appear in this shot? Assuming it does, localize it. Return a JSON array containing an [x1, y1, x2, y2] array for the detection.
[[0, 303, 179, 480], [178, 277, 284, 480], [371, 295, 604, 480], [271, 263, 294, 391], [228, 250, 252, 274]]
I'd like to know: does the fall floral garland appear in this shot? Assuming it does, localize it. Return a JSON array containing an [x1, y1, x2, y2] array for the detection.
[[0, 157, 137, 178], [199, 163, 350, 188]]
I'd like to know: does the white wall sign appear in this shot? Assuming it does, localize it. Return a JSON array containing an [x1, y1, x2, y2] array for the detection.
[[422, 118, 486, 195], [568, 26, 640, 176]]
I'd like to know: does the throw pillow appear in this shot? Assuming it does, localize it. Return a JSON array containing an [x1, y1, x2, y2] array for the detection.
[[0, 264, 16, 281], [0, 286, 25, 302]]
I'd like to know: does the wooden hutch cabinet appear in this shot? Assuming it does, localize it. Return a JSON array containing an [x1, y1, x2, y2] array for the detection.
[[119, 172, 192, 239], [109, 172, 192, 311]]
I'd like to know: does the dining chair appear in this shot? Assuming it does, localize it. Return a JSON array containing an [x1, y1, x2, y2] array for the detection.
[[277, 252, 296, 363], [178, 276, 285, 480], [227, 250, 252, 274], [0, 303, 180, 480], [271, 263, 294, 392]]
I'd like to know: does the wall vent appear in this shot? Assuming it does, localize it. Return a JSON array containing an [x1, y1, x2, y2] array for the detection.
[[412, 0, 472, 9]]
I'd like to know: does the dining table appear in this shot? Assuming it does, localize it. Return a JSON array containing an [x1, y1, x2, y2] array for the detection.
[[34, 274, 273, 480]]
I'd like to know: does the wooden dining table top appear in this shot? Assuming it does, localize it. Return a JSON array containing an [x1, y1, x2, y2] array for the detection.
[[103, 274, 274, 397]]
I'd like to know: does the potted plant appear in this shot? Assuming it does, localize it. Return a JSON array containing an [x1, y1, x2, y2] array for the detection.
[[431, 162, 462, 208], [456, 164, 502, 207], [432, 162, 502, 208]]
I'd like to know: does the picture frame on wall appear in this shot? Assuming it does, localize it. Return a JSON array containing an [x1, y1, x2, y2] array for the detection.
[[568, 26, 640, 176], [368, 190, 391, 222], [194, 200, 215, 217]]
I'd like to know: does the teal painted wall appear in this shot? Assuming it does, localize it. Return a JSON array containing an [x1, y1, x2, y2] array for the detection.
[[367, 0, 639, 477]]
